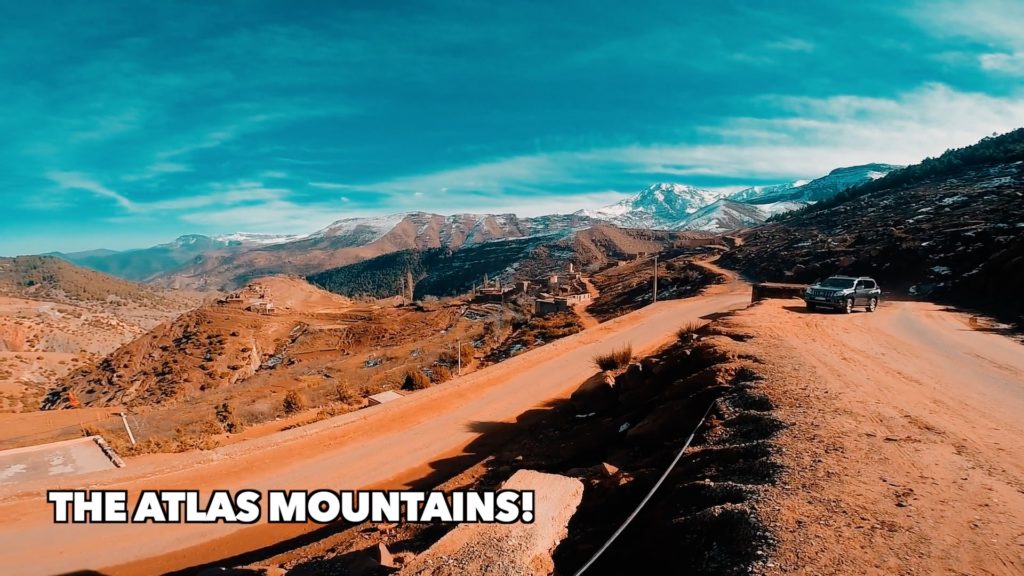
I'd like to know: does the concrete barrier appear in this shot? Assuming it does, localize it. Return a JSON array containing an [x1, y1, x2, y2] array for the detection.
[[751, 282, 808, 303], [400, 470, 584, 575]]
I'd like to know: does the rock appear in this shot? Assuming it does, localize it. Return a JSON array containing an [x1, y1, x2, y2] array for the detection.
[[399, 470, 584, 576], [374, 542, 397, 569]]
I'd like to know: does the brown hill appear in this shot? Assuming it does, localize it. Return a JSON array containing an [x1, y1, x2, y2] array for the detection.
[[153, 212, 598, 290], [43, 277, 353, 408], [0, 257, 201, 412], [0, 255, 187, 306]]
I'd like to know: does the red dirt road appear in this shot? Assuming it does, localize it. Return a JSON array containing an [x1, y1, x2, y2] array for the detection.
[[0, 282, 749, 576], [729, 299, 1024, 575]]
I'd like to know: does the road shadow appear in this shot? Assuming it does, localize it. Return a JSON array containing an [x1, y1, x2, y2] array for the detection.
[[782, 305, 831, 315], [700, 311, 736, 321]]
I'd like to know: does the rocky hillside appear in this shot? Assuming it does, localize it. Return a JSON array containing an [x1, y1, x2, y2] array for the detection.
[[729, 164, 900, 205], [720, 129, 1024, 324], [0, 255, 188, 307], [52, 233, 299, 282], [42, 277, 354, 409], [308, 226, 717, 300], [153, 212, 598, 291], [0, 257, 200, 412]]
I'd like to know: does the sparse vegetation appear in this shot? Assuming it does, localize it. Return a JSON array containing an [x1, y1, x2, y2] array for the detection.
[[432, 365, 453, 383], [283, 390, 305, 414], [216, 402, 243, 433], [403, 369, 431, 390], [677, 321, 705, 340], [594, 345, 632, 371]]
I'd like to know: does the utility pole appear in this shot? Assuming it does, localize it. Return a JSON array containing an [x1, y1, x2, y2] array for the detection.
[[457, 339, 462, 376], [652, 254, 658, 303], [118, 412, 137, 446]]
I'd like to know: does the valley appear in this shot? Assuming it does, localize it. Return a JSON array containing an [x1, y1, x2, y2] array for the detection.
[[0, 256, 200, 413], [0, 128, 1021, 576]]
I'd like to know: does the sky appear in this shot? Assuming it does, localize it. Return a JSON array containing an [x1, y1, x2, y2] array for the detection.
[[1, 0, 1023, 255]]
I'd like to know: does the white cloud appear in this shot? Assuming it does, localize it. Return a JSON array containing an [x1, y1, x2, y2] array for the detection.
[[907, 0, 1024, 75], [47, 171, 137, 211], [357, 83, 1024, 191], [309, 181, 358, 190], [979, 52, 1024, 76], [908, 0, 1024, 49]]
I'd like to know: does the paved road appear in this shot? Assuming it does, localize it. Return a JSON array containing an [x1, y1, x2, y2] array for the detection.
[[0, 281, 750, 576], [0, 437, 117, 486]]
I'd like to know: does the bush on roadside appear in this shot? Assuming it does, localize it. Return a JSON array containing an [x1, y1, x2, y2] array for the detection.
[[676, 321, 705, 341], [403, 369, 431, 390], [593, 345, 633, 371], [432, 365, 453, 383], [282, 390, 305, 414]]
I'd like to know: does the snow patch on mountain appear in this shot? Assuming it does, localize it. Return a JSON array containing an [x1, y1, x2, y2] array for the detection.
[[310, 214, 410, 241], [213, 232, 306, 245], [672, 199, 768, 233], [576, 183, 725, 228]]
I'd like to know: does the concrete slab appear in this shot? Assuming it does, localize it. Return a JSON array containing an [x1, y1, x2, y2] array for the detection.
[[0, 436, 118, 486], [400, 470, 584, 575]]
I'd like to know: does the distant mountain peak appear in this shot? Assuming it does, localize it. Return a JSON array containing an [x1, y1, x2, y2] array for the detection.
[[577, 182, 724, 228], [728, 163, 902, 205]]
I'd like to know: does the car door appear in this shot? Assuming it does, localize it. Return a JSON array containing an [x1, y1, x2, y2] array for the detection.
[[862, 279, 877, 301], [853, 280, 866, 305]]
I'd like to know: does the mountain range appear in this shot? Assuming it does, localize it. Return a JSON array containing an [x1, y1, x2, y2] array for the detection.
[[42, 163, 898, 288]]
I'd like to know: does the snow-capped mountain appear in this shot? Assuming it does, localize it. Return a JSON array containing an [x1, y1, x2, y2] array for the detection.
[[672, 199, 769, 233], [729, 164, 901, 205], [212, 232, 306, 245], [576, 183, 724, 228], [727, 181, 809, 203]]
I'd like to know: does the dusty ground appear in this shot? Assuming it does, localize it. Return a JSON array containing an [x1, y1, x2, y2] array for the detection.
[[719, 298, 1024, 576], [0, 276, 750, 576], [0, 294, 196, 412]]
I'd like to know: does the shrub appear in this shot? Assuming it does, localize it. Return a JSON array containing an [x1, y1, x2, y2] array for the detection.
[[335, 382, 358, 404], [432, 365, 453, 383], [676, 321, 705, 340], [437, 350, 458, 367], [593, 345, 633, 371], [216, 402, 243, 433], [403, 370, 431, 390], [282, 390, 305, 414]]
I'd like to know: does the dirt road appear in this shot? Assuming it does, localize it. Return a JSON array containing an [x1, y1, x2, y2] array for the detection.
[[723, 299, 1024, 575], [0, 281, 750, 576]]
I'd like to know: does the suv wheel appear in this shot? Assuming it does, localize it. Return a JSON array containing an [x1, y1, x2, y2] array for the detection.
[[867, 297, 878, 312], [843, 298, 854, 314], [807, 302, 817, 311]]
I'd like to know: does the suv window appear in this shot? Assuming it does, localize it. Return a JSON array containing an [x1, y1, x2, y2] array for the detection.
[[861, 280, 876, 289], [821, 277, 856, 288]]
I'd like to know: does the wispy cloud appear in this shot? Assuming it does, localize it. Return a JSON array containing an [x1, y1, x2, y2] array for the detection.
[[47, 171, 137, 211], [906, 0, 1024, 75], [979, 52, 1024, 76], [348, 83, 1024, 195]]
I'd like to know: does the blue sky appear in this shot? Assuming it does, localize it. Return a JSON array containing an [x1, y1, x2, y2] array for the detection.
[[1, 0, 1023, 255]]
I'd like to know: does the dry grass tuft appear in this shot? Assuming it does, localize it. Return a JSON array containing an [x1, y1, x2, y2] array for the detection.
[[594, 345, 632, 371], [676, 321, 706, 340]]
